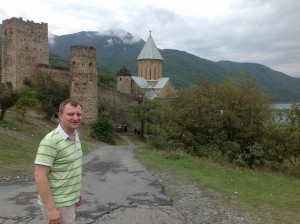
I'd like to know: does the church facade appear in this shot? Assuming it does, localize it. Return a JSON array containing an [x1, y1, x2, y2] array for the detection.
[[117, 33, 176, 99]]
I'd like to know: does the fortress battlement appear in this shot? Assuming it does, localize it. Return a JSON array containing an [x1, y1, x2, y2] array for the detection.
[[2, 17, 48, 28]]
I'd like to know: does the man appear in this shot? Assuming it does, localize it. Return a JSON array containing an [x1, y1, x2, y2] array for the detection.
[[34, 99, 83, 224]]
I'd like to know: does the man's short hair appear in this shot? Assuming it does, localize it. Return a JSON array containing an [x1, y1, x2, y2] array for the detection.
[[59, 99, 82, 113]]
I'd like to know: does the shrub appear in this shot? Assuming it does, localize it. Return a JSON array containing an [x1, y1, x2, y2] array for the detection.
[[150, 133, 168, 149], [90, 111, 116, 145]]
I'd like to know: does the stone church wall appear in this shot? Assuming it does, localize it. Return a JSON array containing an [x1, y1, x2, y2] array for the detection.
[[156, 79, 176, 98], [138, 59, 162, 80]]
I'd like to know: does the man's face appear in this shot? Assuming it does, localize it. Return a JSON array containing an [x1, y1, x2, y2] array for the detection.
[[59, 103, 82, 133]]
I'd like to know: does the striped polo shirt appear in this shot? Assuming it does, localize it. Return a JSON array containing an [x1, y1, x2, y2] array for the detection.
[[34, 124, 83, 208]]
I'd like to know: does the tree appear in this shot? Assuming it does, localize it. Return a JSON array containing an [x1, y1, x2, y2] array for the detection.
[[158, 74, 271, 167], [0, 82, 19, 121], [133, 95, 162, 137], [98, 72, 116, 88], [262, 103, 300, 169], [160, 78, 223, 154], [31, 73, 69, 119], [15, 85, 39, 120], [90, 111, 116, 144], [219, 74, 271, 167]]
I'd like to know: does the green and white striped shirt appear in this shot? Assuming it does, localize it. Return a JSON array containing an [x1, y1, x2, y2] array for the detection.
[[35, 124, 83, 208]]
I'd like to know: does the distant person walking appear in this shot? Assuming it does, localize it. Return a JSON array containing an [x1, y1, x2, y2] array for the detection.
[[34, 99, 83, 224]]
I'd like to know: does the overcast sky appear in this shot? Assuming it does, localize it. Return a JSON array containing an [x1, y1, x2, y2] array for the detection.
[[1, 0, 299, 77]]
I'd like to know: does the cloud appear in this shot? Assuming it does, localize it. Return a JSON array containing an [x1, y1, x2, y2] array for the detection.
[[96, 29, 142, 44], [0, 0, 299, 77]]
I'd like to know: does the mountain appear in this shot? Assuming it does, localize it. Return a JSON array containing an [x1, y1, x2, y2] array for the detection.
[[48, 30, 300, 101], [49, 30, 145, 66], [1, 25, 300, 102], [216, 61, 300, 102]]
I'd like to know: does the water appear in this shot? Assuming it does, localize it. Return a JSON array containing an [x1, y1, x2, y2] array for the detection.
[[272, 103, 293, 110]]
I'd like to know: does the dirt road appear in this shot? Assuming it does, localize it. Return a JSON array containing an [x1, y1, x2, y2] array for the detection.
[[0, 145, 185, 224]]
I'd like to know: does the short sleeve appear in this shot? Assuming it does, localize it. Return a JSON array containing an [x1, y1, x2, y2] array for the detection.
[[34, 139, 58, 167]]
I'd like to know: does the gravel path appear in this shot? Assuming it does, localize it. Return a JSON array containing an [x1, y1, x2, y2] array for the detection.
[[153, 170, 272, 224]]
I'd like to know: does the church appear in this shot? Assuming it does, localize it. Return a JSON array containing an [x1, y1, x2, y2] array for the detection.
[[117, 32, 176, 99]]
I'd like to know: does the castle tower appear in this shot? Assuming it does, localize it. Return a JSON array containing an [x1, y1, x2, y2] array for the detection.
[[117, 66, 132, 94], [69, 45, 98, 124], [137, 31, 163, 80], [1, 17, 49, 89]]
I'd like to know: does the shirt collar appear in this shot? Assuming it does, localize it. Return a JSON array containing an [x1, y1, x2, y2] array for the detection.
[[58, 124, 78, 140]]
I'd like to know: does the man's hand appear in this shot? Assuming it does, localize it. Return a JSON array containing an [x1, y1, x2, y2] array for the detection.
[[75, 195, 83, 207], [47, 207, 61, 224]]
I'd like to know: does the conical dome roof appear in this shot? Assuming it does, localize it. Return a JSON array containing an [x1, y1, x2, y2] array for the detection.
[[137, 32, 163, 61]]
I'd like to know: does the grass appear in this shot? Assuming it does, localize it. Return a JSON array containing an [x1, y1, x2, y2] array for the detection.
[[0, 111, 103, 178], [135, 148, 300, 224]]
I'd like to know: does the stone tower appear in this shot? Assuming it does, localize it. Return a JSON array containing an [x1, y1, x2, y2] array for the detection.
[[1, 17, 49, 89], [69, 45, 99, 124], [137, 32, 163, 80], [116, 67, 132, 94]]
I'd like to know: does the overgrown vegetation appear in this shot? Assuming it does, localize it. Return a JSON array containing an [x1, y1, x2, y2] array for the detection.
[[149, 74, 300, 175]]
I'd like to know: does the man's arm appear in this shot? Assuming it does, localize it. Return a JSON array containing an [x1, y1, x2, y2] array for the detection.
[[34, 165, 61, 223]]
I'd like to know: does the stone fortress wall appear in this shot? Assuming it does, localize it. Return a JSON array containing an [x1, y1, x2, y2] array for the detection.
[[1, 17, 49, 89], [0, 17, 137, 124], [37, 64, 70, 85]]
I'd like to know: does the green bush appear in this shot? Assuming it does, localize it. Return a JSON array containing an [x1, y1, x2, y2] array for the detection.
[[90, 111, 116, 145], [150, 134, 168, 149]]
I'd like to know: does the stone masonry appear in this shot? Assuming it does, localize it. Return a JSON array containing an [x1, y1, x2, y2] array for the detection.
[[69, 45, 99, 124], [0, 17, 102, 124], [1, 17, 49, 90], [0, 17, 151, 125]]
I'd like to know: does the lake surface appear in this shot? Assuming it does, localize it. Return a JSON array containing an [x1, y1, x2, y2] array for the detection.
[[272, 103, 293, 110]]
